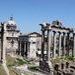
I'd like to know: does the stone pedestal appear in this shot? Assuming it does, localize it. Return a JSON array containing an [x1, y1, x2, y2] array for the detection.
[[39, 60, 50, 72], [39, 60, 53, 74]]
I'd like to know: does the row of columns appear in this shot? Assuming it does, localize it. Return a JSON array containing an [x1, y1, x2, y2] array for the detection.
[[48, 30, 75, 58], [18, 41, 29, 57], [40, 24, 75, 62]]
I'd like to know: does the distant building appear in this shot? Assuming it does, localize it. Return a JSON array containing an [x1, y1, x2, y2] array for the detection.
[[0, 17, 20, 56], [18, 32, 42, 59]]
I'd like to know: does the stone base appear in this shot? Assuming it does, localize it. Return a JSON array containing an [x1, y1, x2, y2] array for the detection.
[[39, 60, 53, 73]]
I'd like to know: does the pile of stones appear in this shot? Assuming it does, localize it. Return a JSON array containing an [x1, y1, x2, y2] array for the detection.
[[53, 62, 75, 75], [39, 60, 50, 73]]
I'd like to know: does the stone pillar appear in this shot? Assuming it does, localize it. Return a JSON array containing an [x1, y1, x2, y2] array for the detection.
[[18, 41, 20, 55], [53, 31, 57, 58], [40, 24, 45, 61], [1, 25, 4, 62], [72, 33, 74, 57], [66, 32, 70, 56], [2, 27, 6, 63], [41, 29, 45, 60], [46, 30, 49, 61], [19, 41, 21, 55], [27, 42, 30, 58], [73, 33, 75, 57], [48, 30, 51, 60], [63, 32, 66, 56], [62, 32, 66, 56], [39, 24, 53, 74], [58, 32, 62, 56], [24, 42, 26, 56]]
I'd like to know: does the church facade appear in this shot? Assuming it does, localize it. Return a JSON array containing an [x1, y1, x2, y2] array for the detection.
[[0, 17, 20, 59]]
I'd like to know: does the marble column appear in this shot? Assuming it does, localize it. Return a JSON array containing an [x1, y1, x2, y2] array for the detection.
[[19, 41, 21, 55], [73, 33, 75, 57], [63, 32, 66, 56], [41, 30, 45, 61], [53, 31, 57, 58], [62, 32, 66, 56], [58, 32, 62, 56], [2, 27, 6, 63], [1, 24, 4, 62], [72, 33, 74, 57], [24, 42, 26, 56], [66, 32, 70, 56], [46, 30, 49, 61], [27, 42, 30, 58], [18, 41, 20, 55], [48, 30, 51, 61]]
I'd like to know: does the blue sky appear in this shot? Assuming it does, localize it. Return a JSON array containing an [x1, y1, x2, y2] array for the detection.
[[0, 0, 75, 33]]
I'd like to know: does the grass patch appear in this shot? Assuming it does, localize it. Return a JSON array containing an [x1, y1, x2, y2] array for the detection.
[[51, 57, 61, 64], [64, 55, 75, 61], [6, 55, 35, 75], [16, 58, 28, 65], [0, 64, 7, 75], [6, 55, 16, 67], [28, 65, 39, 72], [51, 56, 75, 65], [6, 55, 31, 67]]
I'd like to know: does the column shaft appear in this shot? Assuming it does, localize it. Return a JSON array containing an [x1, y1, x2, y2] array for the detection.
[[53, 31, 57, 58], [58, 32, 62, 56], [19, 41, 21, 55], [63, 33, 66, 56], [74, 34, 75, 57], [48, 30, 51, 60], [66, 33, 70, 56], [62, 32, 66, 56], [41, 30, 45, 60], [18, 41, 20, 55], [24, 42, 26, 55]]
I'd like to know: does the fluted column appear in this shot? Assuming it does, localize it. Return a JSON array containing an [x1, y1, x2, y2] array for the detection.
[[41, 30, 45, 60], [74, 33, 75, 57], [18, 41, 20, 55], [62, 32, 66, 56], [58, 32, 62, 56], [53, 31, 57, 58], [48, 30, 51, 60], [25, 42, 28, 57], [24, 42, 26, 56], [66, 32, 70, 56], [63, 32, 66, 56], [19, 41, 21, 55]]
